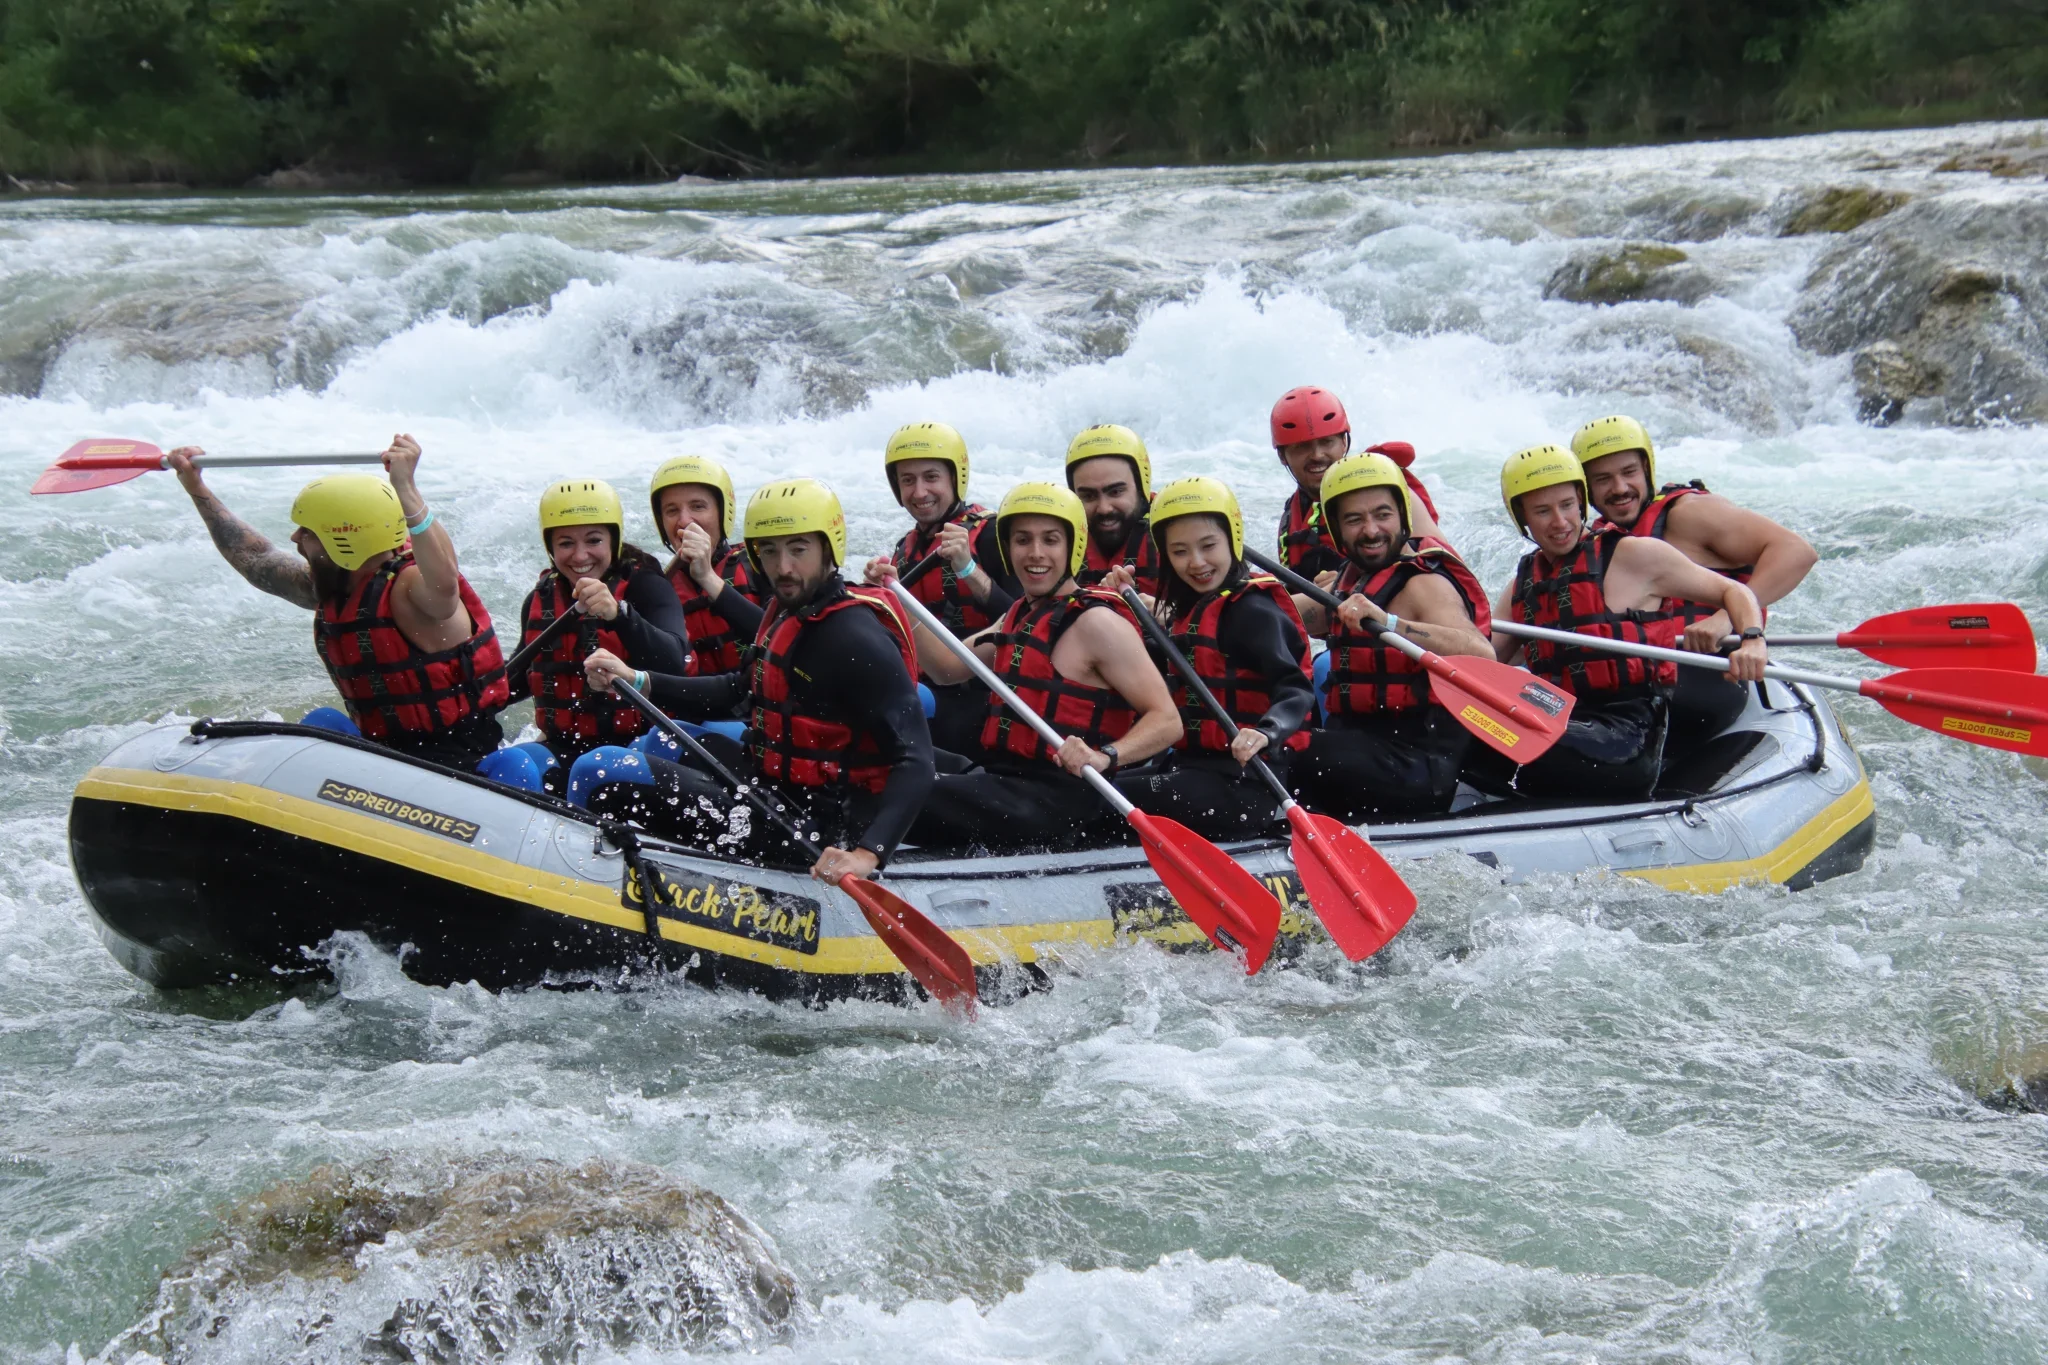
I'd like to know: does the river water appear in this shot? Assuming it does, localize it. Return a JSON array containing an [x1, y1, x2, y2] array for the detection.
[[4, 122, 2048, 1362]]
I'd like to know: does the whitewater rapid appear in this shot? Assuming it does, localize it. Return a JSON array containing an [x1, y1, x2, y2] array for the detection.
[[3, 122, 2047, 1362]]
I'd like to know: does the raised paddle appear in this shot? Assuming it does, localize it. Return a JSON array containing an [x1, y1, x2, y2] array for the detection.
[[609, 678, 980, 1016], [31, 438, 385, 496], [1492, 620, 2048, 759], [1247, 548, 1576, 762], [1116, 586, 1417, 961], [1716, 602, 2038, 674], [890, 581, 1284, 973]]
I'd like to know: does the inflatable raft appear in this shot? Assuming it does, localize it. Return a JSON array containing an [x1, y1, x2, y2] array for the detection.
[[69, 679, 1875, 1000]]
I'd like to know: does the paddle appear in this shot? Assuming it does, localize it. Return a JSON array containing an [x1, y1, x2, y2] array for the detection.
[[1492, 620, 2048, 759], [1116, 586, 1416, 961], [32, 438, 385, 496], [889, 581, 1283, 973], [503, 607, 582, 681], [608, 678, 979, 1016], [1246, 548, 1576, 762], [1717, 602, 2037, 674]]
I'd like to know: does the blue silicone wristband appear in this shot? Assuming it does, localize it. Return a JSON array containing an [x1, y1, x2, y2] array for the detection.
[[406, 509, 435, 536]]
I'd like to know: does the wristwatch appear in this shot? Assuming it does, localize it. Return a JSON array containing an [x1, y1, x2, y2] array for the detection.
[[1098, 742, 1121, 776], [1739, 626, 1765, 641]]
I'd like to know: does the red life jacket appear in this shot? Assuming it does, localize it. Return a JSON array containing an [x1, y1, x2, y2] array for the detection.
[[313, 554, 508, 740], [668, 542, 761, 677], [1166, 574, 1313, 751], [1511, 528, 1681, 699], [747, 585, 920, 792], [521, 566, 641, 747], [1077, 518, 1163, 598], [1323, 537, 1491, 716], [893, 501, 996, 638], [1278, 485, 1344, 578], [980, 588, 1141, 764], [1594, 480, 1759, 627]]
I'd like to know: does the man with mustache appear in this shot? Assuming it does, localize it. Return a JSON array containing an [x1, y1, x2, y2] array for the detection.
[[1571, 414, 1818, 747], [583, 479, 933, 884], [165, 436, 509, 769], [908, 483, 1183, 853], [1291, 453, 1496, 821], [1065, 423, 1163, 599]]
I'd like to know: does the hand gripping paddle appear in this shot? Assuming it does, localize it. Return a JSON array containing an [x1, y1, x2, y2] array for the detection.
[[1719, 602, 2038, 674], [1247, 549, 1576, 762], [32, 438, 385, 496], [889, 581, 1283, 973], [611, 680, 979, 1016], [1116, 586, 1416, 961], [1492, 620, 2048, 759]]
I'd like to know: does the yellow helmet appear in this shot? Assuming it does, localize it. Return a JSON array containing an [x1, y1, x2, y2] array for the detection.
[[884, 422, 969, 504], [743, 477, 846, 569], [1318, 452, 1413, 541], [1064, 423, 1153, 500], [1148, 476, 1245, 561], [993, 481, 1089, 578], [290, 475, 408, 571], [539, 479, 625, 554], [1500, 444, 1588, 535], [1570, 414, 1658, 488], [648, 454, 736, 543]]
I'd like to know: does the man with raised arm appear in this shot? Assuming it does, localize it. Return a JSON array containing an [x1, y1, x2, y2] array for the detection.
[[908, 482, 1183, 853], [168, 436, 509, 769], [1488, 444, 1768, 801], [1572, 414, 1819, 743]]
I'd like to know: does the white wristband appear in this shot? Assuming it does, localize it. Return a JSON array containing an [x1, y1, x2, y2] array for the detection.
[[1383, 613, 1401, 636]]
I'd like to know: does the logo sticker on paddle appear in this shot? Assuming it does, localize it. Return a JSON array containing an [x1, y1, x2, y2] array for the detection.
[[1519, 681, 1569, 716], [628, 856, 822, 955]]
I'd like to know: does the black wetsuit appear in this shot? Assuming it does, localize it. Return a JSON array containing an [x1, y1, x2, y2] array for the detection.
[[1116, 588, 1315, 840], [585, 580, 935, 868]]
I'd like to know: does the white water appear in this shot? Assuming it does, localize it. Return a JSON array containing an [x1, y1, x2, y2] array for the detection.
[[4, 123, 2048, 1362]]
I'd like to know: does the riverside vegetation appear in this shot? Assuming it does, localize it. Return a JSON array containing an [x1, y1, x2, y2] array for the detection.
[[1, 0, 2045, 186]]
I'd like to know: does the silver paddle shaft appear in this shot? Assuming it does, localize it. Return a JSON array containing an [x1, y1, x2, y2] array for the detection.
[[1719, 633, 1834, 648], [887, 582, 1137, 816], [184, 452, 387, 469], [1491, 620, 1862, 695]]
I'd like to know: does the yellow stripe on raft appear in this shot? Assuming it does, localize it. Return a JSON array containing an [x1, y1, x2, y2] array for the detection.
[[74, 768, 1112, 976], [1624, 778, 1874, 893]]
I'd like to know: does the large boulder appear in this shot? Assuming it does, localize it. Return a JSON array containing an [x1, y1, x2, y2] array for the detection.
[[1788, 196, 2048, 426], [107, 1155, 802, 1362], [1777, 186, 1910, 236], [1544, 243, 1713, 306]]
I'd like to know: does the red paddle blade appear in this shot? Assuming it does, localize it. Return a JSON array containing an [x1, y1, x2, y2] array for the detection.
[[32, 438, 166, 496], [1860, 666, 2048, 758], [842, 876, 978, 1018], [1284, 805, 1417, 961], [1422, 652, 1575, 762], [1127, 809, 1282, 973], [1839, 603, 2037, 674]]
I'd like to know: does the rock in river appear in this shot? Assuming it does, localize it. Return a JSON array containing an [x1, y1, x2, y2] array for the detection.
[[1544, 243, 1714, 306]]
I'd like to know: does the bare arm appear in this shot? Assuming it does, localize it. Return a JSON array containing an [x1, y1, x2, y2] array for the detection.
[[1621, 537, 1767, 682], [382, 435, 464, 626], [1379, 573, 1496, 658], [912, 621, 998, 684], [1070, 610, 1182, 768], [1490, 580, 1522, 663], [167, 447, 317, 609], [1666, 495, 1817, 609]]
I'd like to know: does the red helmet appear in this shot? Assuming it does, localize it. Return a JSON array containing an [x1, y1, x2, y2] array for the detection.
[[1270, 387, 1350, 447]]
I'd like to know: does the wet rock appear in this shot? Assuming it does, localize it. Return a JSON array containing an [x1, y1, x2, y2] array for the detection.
[[1544, 244, 1713, 306], [1622, 187, 1766, 242], [1936, 143, 2048, 179], [1789, 196, 2048, 426], [109, 1155, 802, 1362], [1778, 186, 1910, 236]]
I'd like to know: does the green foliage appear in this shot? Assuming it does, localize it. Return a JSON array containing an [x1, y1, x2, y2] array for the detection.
[[0, 0, 2041, 185]]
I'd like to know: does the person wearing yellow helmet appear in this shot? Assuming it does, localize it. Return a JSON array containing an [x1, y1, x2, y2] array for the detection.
[[1268, 387, 1449, 582], [909, 482, 1182, 853], [506, 478, 689, 776], [1484, 443, 1769, 801], [1064, 423, 1164, 599], [581, 479, 934, 882], [164, 435, 510, 768], [1107, 478, 1317, 839], [649, 454, 765, 678], [1571, 414, 1819, 747], [1289, 453, 1496, 821]]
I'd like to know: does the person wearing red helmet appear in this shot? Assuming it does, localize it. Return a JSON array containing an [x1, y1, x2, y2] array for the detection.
[[1269, 386, 1446, 588]]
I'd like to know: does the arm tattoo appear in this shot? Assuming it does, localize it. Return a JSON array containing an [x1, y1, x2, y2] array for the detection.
[[194, 489, 317, 609]]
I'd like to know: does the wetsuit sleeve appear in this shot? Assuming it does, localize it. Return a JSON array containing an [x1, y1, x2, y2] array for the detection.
[[709, 580, 765, 639], [503, 587, 538, 705], [1219, 594, 1315, 743], [615, 566, 692, 674], [807, 609, 935, 865], [973, 518, 1018, 615], [641, 668, 748, 715]]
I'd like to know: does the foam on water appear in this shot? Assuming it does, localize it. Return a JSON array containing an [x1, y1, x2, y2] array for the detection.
[[4, 123, 2048, 1362]]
